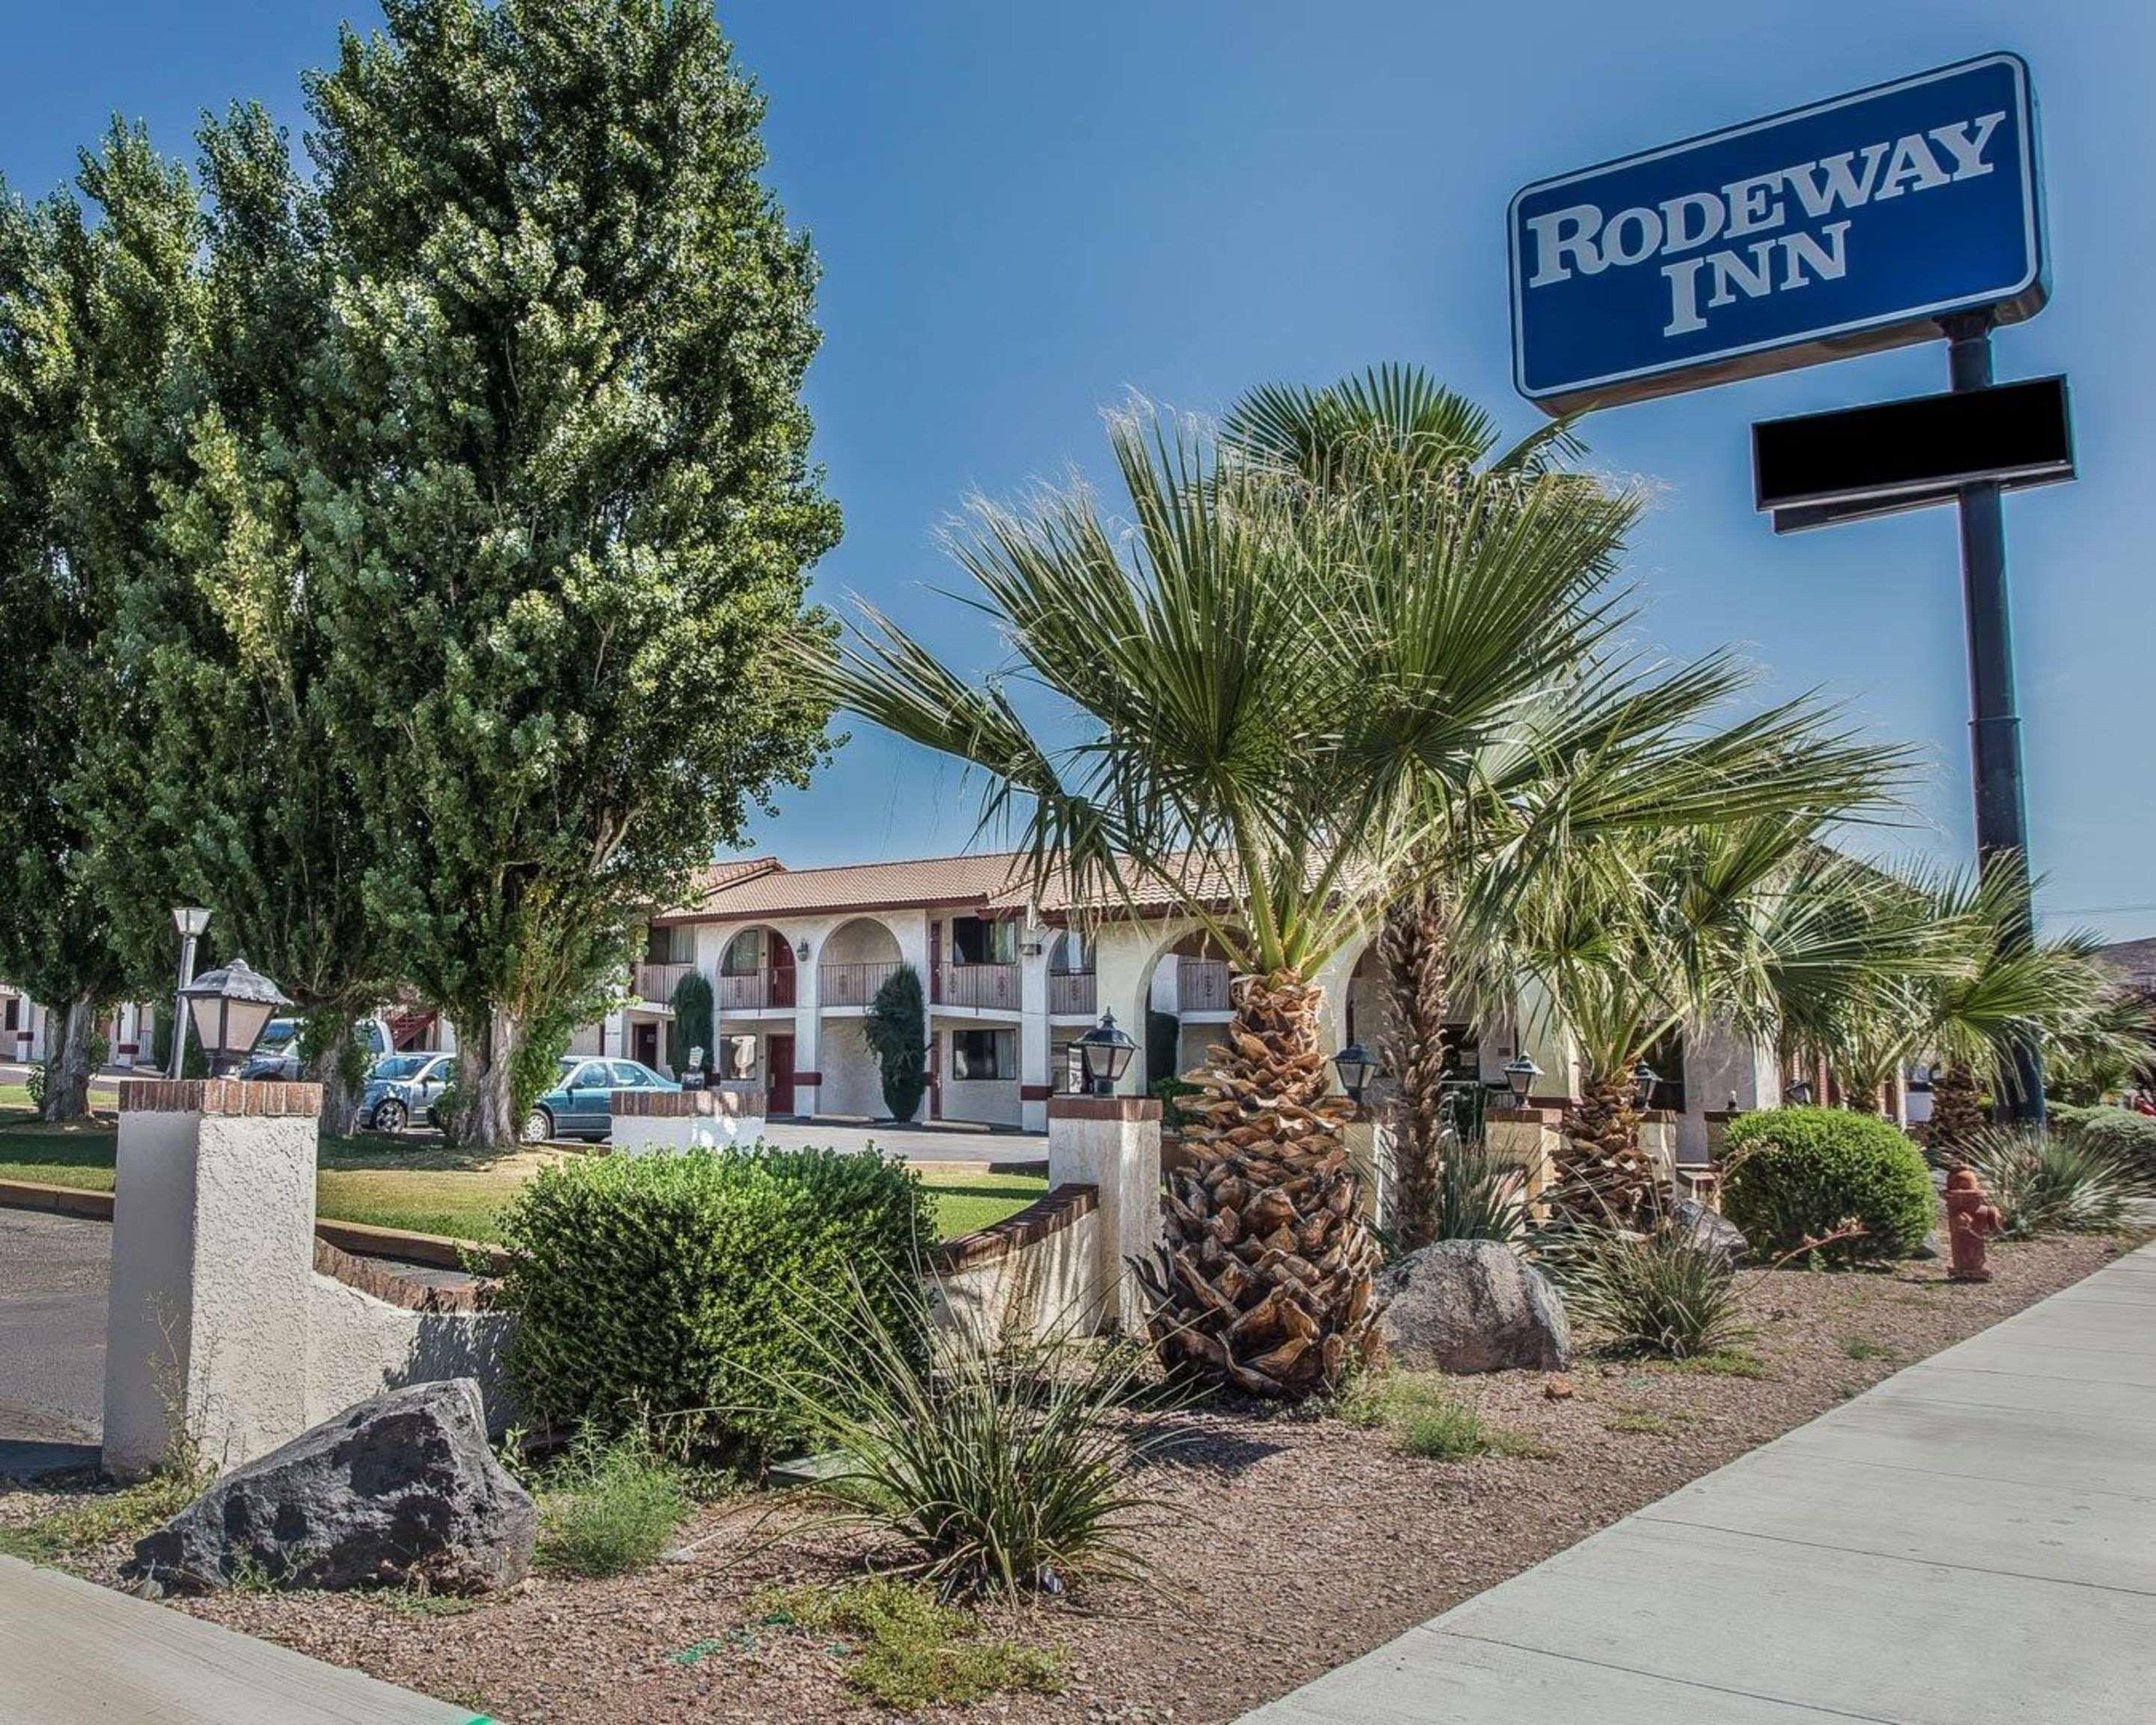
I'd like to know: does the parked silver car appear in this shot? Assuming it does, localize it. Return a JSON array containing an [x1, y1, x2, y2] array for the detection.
[[358, 1051, 456, 1134], [238, 1016, 393, 1082]]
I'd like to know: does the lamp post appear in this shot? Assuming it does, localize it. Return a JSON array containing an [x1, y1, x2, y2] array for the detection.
[[1075, 1010, 1136, 1098], [1503, 1053, 1541, 1104], [167, 907, 212, 1080], [1332, 1041, 1378, 1108], [179, 958, 291, 1078]]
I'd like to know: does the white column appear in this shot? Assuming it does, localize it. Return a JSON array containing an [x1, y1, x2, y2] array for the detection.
[[792, 928, 822, 1118], [103, 1078, 321, 1478], [1019, 920, 1051, 1132], [1047, 1095, 1163, 1334]]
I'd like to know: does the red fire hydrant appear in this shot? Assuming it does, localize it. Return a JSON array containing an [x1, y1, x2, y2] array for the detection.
[[1943, 1164, 2005, 1283]]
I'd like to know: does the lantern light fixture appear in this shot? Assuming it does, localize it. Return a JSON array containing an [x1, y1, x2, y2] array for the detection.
[[1332, 1041, 1378, 1105], [1075, 1010, 1136, 1097], [1503, 1053, 1541, 1101], [179, 957, 290, 1078]]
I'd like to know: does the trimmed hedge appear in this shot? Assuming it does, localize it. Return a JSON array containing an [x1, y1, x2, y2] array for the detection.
[[2049, 1104, 2156, 1168], [496, 1147, 934, 1463], [1720, 1107, 1936, 1264]]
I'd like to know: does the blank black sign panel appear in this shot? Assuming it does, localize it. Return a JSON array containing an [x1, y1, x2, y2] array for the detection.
[[1753, 377, 2073, 513]]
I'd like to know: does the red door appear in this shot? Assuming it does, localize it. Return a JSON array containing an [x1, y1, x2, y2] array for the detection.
[[767, 1033, 796, 1115]]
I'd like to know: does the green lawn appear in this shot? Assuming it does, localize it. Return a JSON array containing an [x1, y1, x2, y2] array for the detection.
[[0, 1100, 1044, 1244]]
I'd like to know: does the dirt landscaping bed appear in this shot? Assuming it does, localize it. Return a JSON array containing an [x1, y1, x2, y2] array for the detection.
[[2, 1230, 2137, 1723]]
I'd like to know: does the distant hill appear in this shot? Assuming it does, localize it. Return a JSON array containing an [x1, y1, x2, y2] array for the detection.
[[2097, 937, 2156, 991]]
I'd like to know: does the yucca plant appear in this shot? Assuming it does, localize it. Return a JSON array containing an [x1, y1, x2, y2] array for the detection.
[[1956, 1125, 2156, 1238], [765, 1268, 1176, 1598], [1423, 1137, 1530, 1247], [1555, 1224, 1753, 1360], [810, 389, 1904, 1399]]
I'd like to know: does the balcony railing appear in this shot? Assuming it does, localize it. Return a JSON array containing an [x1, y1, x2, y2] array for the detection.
[[1048, 970, 1097, 1016], [717, 968, 796, 1011], [820, 961, 901, 1008], [935, 961, 1020, 1011], [633, 961, 693, 1005], [1176, 958, 1232, 1014]]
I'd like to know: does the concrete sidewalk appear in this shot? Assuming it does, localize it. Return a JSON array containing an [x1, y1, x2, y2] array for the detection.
[[1244, 1244, 2156, 1724], [0, 1554, 485, 1723]]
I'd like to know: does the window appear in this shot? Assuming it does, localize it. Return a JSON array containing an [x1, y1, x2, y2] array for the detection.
[[610, 1060, 650, 1087], [644, 923, 694, 964], [2, 997, 16, 1032], [951, 916, 1017, 965], [952, 1028, 1015, 1080], [1640, 1028, 1688, 1115], [1050, 929, 1089, 973], [570, 1060, 612, 1090], [722, 928, 763, 975]]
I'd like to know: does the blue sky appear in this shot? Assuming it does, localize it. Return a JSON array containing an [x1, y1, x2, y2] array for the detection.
[[6, 1, 2150, 940]]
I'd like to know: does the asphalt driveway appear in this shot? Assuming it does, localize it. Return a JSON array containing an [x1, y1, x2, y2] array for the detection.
[[0, 1209, 105, 1474]]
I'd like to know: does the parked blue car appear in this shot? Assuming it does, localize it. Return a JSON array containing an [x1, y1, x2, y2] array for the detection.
[[522, 1056, 678, 1143], [359, 1051, 456, 1134]]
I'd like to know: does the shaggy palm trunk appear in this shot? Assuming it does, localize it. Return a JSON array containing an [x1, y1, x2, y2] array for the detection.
[[1550, 1071, 1659, 1229], [1377, 889, 1454, 1251], [40, 995, 96, 1122], [1134, 971, 1381, 1399], [1927, 1061, 1985, 1156]]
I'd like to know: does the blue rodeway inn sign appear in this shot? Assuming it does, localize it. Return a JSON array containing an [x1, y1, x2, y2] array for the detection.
[[1508, 53, 2044, 412]]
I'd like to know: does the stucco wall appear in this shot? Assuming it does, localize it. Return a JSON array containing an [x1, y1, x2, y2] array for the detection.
[[818, 1018, 886, 1118], [305, 1275, 518, 1434], [931, 1199, 1095, 1345]]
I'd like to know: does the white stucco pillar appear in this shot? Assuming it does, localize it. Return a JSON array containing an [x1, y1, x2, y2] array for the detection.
[[792, 931, 822, 1118], [103, 1078, 322, 1479], [1047, 1096, 1163, 1334], [1019, 922, 1052, 1133]]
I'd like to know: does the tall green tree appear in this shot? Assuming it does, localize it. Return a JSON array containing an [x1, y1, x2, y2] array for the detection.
[[298, 0, 841, 1145], [864, 964, 928, 1122], [77, 107, 401, 1134], [0, 126, 200, 1118], [814, 399, 1899, 1397]]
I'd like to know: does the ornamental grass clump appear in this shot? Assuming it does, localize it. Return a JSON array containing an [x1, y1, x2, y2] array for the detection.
[[1957, 1125, 2156, 1238], [1427, 1138, 1531, 1246], [1558, 1225, 1752, 1361], [768, 1268, 1178, 1598], [533, 1429, 697, 1578], [495, 1147, 932, 1464]]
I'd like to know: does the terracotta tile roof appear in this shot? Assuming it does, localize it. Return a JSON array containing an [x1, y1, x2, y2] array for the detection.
[[657, 849, 1233, 923]]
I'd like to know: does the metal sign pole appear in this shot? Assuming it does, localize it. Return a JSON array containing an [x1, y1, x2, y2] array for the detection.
[[1943, 309, 2044, 1124]]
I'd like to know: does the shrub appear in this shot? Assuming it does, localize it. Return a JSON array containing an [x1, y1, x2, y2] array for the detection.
[[2048, 1104, 2156, 1169], [768, 1266, 1175, 1597], [1559, 1225, 1750, 1360], [1958, 1125, 2156, 1238], [1720, 1107, 1935, 1262], [864, 965, 928, 1122], [533, 1429, 695, 1578], [495, 1147, 933, 1463], [666, 970, 715, 1079]]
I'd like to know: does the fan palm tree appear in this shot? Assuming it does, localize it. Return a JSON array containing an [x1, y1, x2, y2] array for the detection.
[[1809, 861, 2132, 1145], [810, 398, 1902, 1396], [1490, 816, 1951, 1225]]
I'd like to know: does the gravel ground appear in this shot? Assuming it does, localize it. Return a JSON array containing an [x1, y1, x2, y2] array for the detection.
[[1, 1232, 2134, 1724]]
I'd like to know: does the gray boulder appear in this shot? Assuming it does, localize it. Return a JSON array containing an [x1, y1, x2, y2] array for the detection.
[[1670, 1198, 1749, 1269], [1374, 1240, 1571, 1373], [127, 1378, 535, 1597]]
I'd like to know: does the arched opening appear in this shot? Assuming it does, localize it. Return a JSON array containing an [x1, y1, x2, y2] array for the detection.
[[1047, 928, 1097, 1019], [817, 916, 911, 1121], [716, 923, 797, 1011]]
